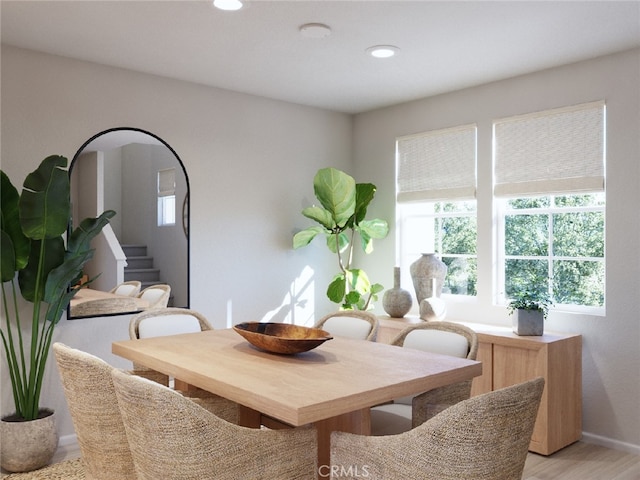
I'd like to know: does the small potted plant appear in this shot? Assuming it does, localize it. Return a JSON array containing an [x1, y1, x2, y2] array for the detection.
[[507, 291, 552, 336]]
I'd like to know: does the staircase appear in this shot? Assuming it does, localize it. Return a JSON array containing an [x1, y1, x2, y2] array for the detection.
[[122, 245, 172, 305]]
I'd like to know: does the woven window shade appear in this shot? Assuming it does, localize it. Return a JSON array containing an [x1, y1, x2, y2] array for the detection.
[[158, 168, 176, 197], [397, 124, 476, 202], [494, 101, 605, 197]]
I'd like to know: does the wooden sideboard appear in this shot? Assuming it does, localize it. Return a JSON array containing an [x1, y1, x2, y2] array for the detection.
[[377, 316, 582, 455]]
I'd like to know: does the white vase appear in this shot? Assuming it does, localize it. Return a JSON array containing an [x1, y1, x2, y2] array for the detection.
[[0, 409, 58, 473], [409, 253, 448, 305]]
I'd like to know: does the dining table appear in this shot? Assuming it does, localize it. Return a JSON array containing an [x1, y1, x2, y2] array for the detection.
[[112, 327, 482, 473]]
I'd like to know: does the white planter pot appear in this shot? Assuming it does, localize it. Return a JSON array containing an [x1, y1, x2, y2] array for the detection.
[[512, 309, 544, 336], [0, 409, 58, 473]]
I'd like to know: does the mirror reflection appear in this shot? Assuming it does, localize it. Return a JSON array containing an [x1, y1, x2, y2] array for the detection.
[[68, 128, 189, 319]]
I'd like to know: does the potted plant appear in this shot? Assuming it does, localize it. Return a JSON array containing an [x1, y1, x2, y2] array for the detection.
[[507, 291, 553, 336], [0, 155, 114, 472], [293, 167, 389, 310]]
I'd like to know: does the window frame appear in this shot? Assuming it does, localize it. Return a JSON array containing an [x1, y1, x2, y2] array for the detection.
[[495, 194, 605, 315]]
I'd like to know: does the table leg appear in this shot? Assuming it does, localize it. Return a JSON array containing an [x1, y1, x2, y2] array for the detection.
[[238, 405, 262, 428], [314, 408, 370, 471], [238, 405, 371, 478]]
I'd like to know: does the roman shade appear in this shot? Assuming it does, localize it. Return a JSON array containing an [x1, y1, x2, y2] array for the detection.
[[396, 124, 477, 203], [494, 101, 605, 197]]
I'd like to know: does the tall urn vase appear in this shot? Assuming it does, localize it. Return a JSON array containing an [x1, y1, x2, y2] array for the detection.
[[410, 253, 447, 305], [382, 267, 413, 318]]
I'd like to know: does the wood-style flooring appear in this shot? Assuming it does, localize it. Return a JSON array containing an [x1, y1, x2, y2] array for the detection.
[[44, 440, 640, 479]]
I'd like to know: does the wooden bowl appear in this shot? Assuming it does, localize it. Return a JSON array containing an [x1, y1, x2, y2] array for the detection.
[[233, 322, 333, 355]]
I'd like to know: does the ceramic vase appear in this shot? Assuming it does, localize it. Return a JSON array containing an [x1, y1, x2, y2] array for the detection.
[[382, 267, 413, 318], [410, 253, 448, 305], [0, 409, 58, 473]]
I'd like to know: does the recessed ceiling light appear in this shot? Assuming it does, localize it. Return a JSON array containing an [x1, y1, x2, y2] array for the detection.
[[366, 45, 399, 58], [299, 23, 332, 39], [213, 0, 243, 11]]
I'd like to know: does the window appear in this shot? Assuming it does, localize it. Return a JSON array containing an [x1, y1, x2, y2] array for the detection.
[[494, 101, 606, 311], [157, 168, 176, 226], [497, 194, 605, 308], [396, 125, 477, 297]]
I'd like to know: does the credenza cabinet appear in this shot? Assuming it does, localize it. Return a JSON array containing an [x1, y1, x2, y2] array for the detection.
[[378, 316, 582, 455]]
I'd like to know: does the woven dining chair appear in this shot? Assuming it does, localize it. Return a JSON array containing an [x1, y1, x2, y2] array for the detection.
[[53, 342, 241, 480], [128, 307, 212, 386], [111, 369, 318, 480], [370, 321, 478, 435], [110, 280, 142, 297], [332, 377, 545, 480], [314, 310, 380, 341], [137, 284, 171, 309], [128, 307, 239, 423], [53, 343, 138, 479]]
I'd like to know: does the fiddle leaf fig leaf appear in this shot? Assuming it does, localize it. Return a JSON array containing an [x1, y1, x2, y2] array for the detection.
[[326, 232, 349, 254], [293, 226, 325, 249], [359, 218, 390, 239], [327, 274, 346, 303], [301, 206, 335, 230], [313, 168, 356, 228], [353, 183, 376, 225]]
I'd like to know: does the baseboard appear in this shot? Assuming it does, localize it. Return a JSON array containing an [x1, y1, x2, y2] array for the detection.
[[58, 433, 78, 448], [581, 432, 640, 455]]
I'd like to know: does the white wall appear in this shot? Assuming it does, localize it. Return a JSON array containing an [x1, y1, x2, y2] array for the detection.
[[353, 48, 640, 453], [0, 45, 352, 439]]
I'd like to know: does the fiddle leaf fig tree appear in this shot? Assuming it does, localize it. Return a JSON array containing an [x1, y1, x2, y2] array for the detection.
[[293, 167, 389, 310], [1, 155, 114, 421]]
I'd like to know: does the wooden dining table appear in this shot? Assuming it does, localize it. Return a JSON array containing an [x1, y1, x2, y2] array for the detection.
[[112, 327, 482, 473]]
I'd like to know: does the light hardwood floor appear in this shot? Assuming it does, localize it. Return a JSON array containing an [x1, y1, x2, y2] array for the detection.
[[43, 440, 639, 479]]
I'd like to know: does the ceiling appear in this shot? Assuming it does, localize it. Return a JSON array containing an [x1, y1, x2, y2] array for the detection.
[[2, 1, 639, 114]]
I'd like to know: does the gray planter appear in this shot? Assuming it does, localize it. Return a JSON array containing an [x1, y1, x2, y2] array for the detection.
[[512, 309, 544, 336], [0, 409, 58, 472]]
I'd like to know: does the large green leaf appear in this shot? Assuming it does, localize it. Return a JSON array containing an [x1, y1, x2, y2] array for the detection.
[[293, 226, 325, 249], [301, 206, 335, 230], [325, 232, 349, 254], [353, 183, 376, 225], [1, 171, 30, 272], [18, 237, 65, 303], [19, 155, 69, 241], [357, 218, 390, 253], [313, 168, 355, 228], [327, 274, 346, 303], [67, 211, 116, 256], [0, 231, 16, 282]]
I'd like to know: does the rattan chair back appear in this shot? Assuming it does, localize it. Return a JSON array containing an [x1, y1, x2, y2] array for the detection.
[[333, 377, 545, 480], [111, 369, 317, 480], [314, 310, 380, 341], [53, 343, 136, 479]]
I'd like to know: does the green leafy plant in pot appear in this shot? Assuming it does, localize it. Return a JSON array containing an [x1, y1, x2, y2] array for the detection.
[[1, 155, 114, 471], [293, 167, 389, 310], [507, 291, 553, 336]]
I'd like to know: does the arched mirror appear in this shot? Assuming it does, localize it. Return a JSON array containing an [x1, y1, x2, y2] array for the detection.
[[67, 127, 189, 319]]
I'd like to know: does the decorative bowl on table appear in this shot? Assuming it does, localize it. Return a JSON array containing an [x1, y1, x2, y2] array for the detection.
[[233, 322, 333, 354]]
